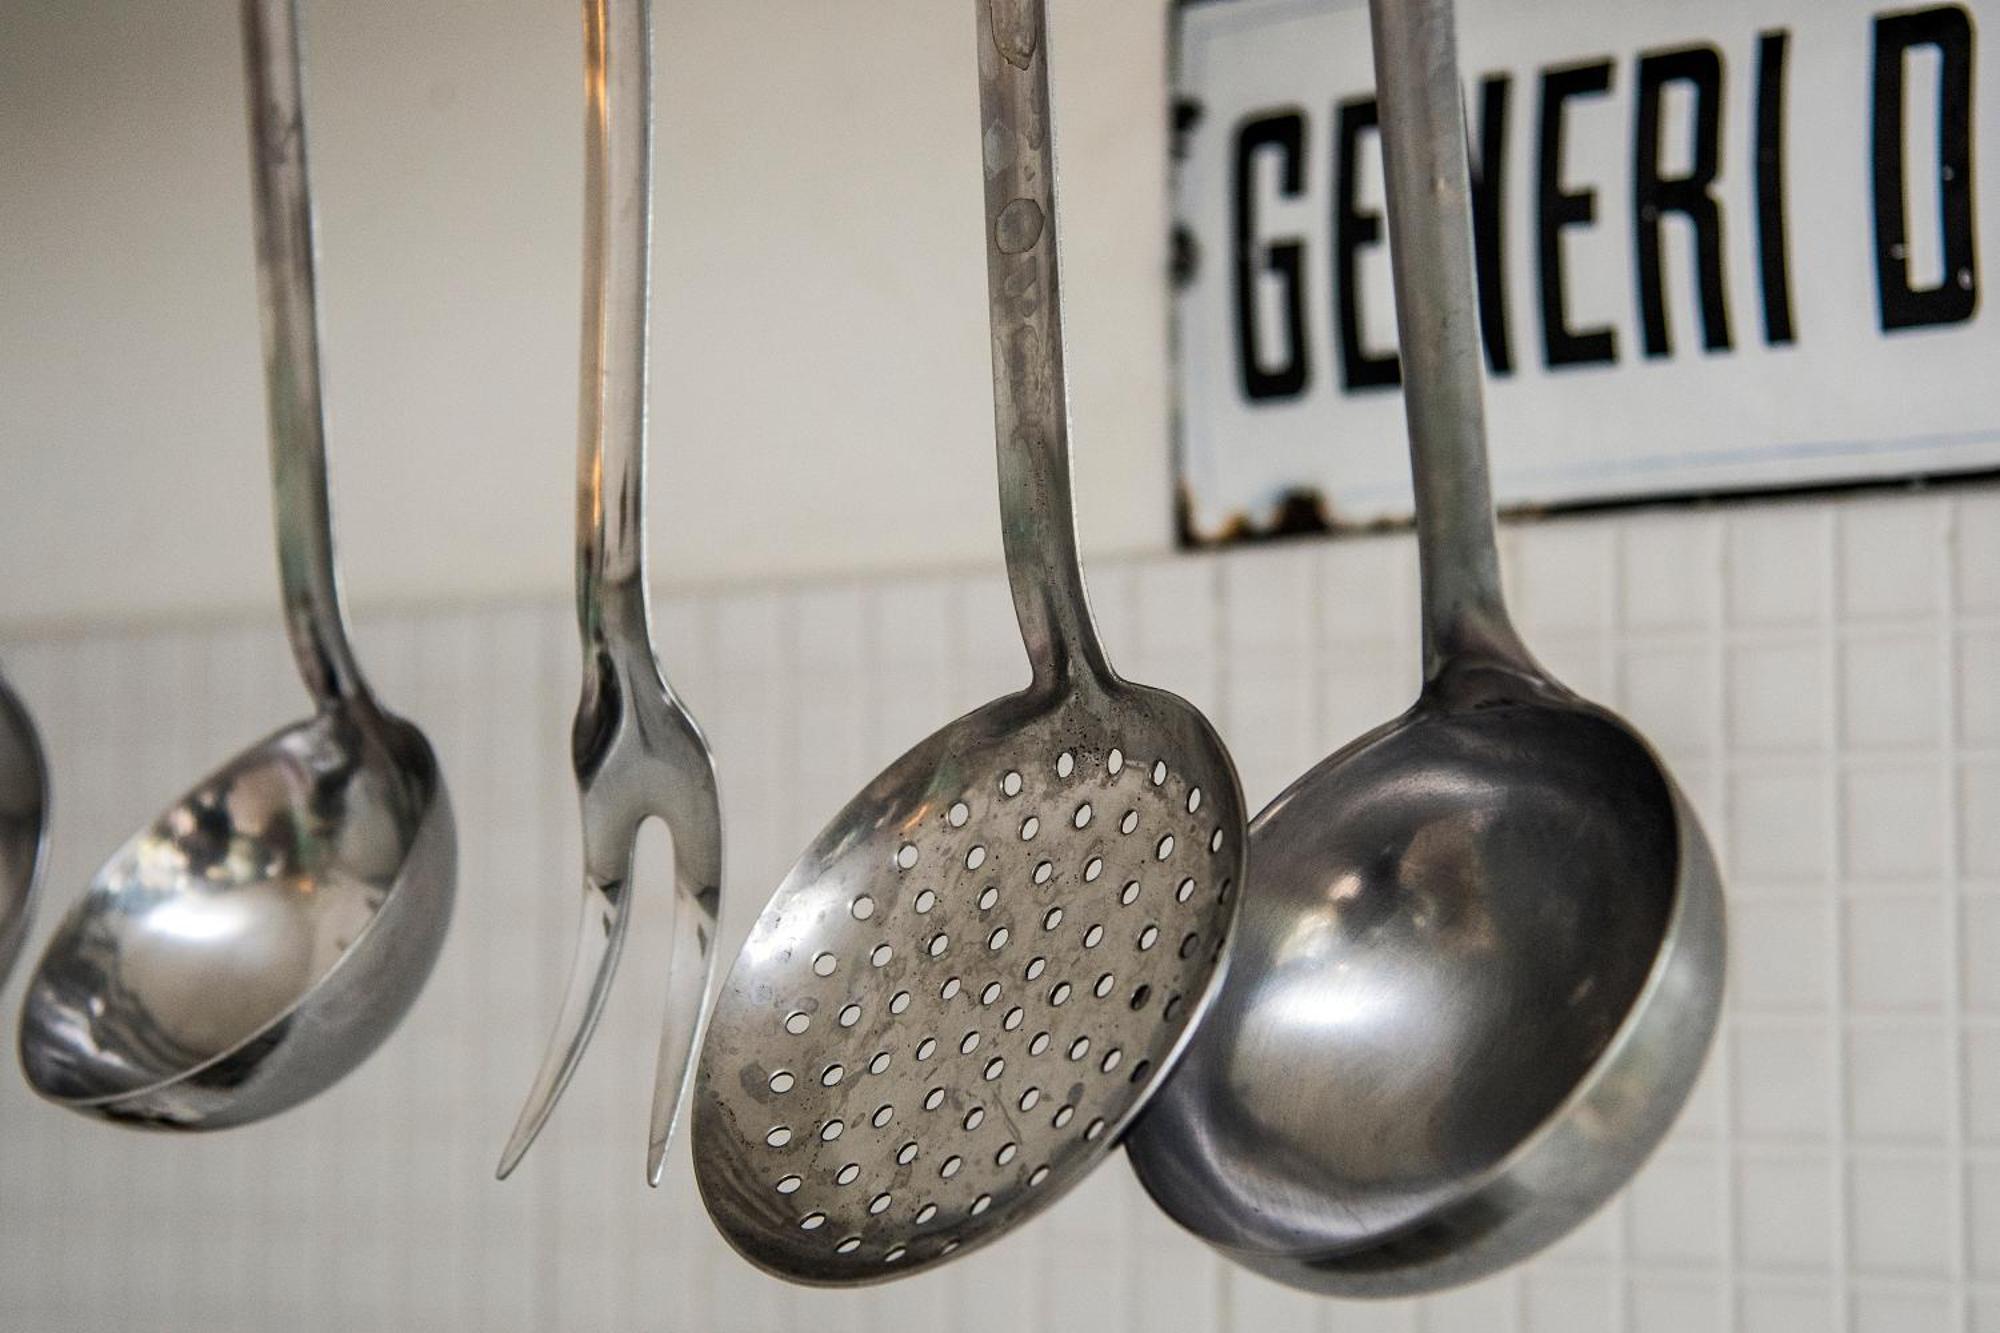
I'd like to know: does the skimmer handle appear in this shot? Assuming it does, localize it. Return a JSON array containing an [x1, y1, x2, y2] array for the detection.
[[978, 0, 1112, 694]]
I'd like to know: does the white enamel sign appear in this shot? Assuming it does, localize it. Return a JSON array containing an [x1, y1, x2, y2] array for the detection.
[[1174, 0, 2000, 540]]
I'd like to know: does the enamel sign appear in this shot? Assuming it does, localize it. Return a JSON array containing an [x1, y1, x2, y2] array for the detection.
[[1174, 0, 2000, 541]]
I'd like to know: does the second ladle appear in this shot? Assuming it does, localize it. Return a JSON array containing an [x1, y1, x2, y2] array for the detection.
[[1124, 0, 1726, 1296], [17, 0, 455, 1130]]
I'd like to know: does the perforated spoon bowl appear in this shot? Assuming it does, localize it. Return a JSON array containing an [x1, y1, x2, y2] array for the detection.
[[690, 0, 1246, 1284], [1125, 0, 1725, 1296], [16, 0, 454, 1130], [496, 0, 722, 1185], [0, 669, 49, 986]]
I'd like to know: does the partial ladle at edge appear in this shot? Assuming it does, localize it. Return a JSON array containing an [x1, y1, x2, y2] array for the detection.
[[17, 0, 455, 1129], [1124, 0, 1726, 1296]]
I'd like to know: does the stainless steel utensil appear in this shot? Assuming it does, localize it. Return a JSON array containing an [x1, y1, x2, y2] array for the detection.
[[1124, 0, 1726, 1295], [0, 669, 49, 985], [16, 0, 455, 1130], [496, 0, 722, 1186], [689, 0, 1247, 1285]]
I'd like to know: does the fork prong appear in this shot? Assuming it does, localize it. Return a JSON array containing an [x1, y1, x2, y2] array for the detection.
[[496, 814, 637, 1180], [644, 763, 722, 1185]]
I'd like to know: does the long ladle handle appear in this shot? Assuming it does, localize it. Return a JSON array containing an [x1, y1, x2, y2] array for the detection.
[[241, 0, 370, 708], [978, 0, 1112, 693], [576, 0, 658, 656], [1368, 0, 1526, 679]]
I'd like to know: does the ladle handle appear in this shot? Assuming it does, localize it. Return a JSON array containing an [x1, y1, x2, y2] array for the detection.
[[576, 0, 659, 658], [1368, 0, 1527, 679], [978, 0, 1112, 694], [241, 0, 370, 709]]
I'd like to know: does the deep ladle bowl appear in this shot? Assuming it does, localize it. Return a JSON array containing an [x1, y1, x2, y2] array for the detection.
[[0, 669, 50, 986], [16, 0, 453, 1130], [1124, 0, 1724, 1296]]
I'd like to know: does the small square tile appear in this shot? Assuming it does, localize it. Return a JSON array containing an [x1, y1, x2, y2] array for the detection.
[[1848, 1157, 1953, 1275], [1622, 517, 1721, 631], [1728, 899, 1831, 1012], [1839, 500, 1944, 619], [1738, 1284, 1834, 1333], [1736, 1153, 1834, 1269], [1967, 1027, 2000, 1143], [1975, 1159, 2000, 1278], [1962, 631, 2000, 745], [1842, 634, 1944, 748], [1629, 1277, 1725, 1333], [1846, 1024, 1951, 1142], [1415, 1274, 1517, 1331], [1733, 1023, 1833, 1138], [1967, 763, 2000, 877], [1319, 534, 1415, 645], [1845, 896, 1948, 1012], [1620, 646, 1716, 757], [1731, 769, 1830, 882], [1629, 1150, 1724, 1263], [1729, 507, 1831, 626], [1523, 1271, 1617, 1333], [1959, 491, 2000, 612], [1967, 897, 2000, 1012], [1844, 766, 1946, 881], [1511, 522, 1613, 633], [1853, 1289, 1953, 1333], [1219, 547, 1315, 651], [1728, 640, 1829, 753]]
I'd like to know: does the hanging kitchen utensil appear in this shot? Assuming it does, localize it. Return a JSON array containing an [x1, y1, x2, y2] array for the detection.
[[689, 0, 1247, 1284], [496, 0, 723, 1185], [0, 668, 49, 986], [17, 0, 455, 1129], [1123, 0, 1726, 1296]]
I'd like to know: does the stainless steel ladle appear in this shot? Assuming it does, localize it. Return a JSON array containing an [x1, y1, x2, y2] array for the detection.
[[495, 0, 723, 1185], [16, 0, 455, 1130], [1124, 0, 1726, 1295], [0, 669, 49, 986]]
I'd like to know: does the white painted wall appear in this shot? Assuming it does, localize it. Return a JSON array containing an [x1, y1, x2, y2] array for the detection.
[[0, 0, 1173, 628]]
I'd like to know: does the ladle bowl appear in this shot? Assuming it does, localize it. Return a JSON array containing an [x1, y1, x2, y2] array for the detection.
[[1128, 664, 1722, 1293], [18, 709, 451, 1128], [0, 670, 49, 985]]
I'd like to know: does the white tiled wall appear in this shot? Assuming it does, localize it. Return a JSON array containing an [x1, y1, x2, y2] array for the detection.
[[0, 486, 1994, 1331]]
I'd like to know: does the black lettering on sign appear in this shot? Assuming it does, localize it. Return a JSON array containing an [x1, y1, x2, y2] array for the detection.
[[1468, 75, 1516, 376], [1335, 97, 1401, 391], [1538, 60, 1619, 369], [1872, 5, 1979, 332], [1755, 30, 1797, 346], [1633, 45, 1732, 357], [1233, 111, 1311, 401]]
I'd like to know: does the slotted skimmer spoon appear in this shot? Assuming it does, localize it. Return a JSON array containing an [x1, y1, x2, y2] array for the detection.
[[690, 0, 1247, 1284], [496, 0, 722, 1185], [0, 668, 49, 986], [1125, 0, 1726, 1296], [17, 0, 455, 1129]]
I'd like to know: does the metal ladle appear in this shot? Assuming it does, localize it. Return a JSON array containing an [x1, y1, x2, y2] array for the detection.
[[16, 0, 455, 1130], [1124, 0, 1725, 1295], [0, 669, 49, 985], [495, 0, 723, 1185]]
